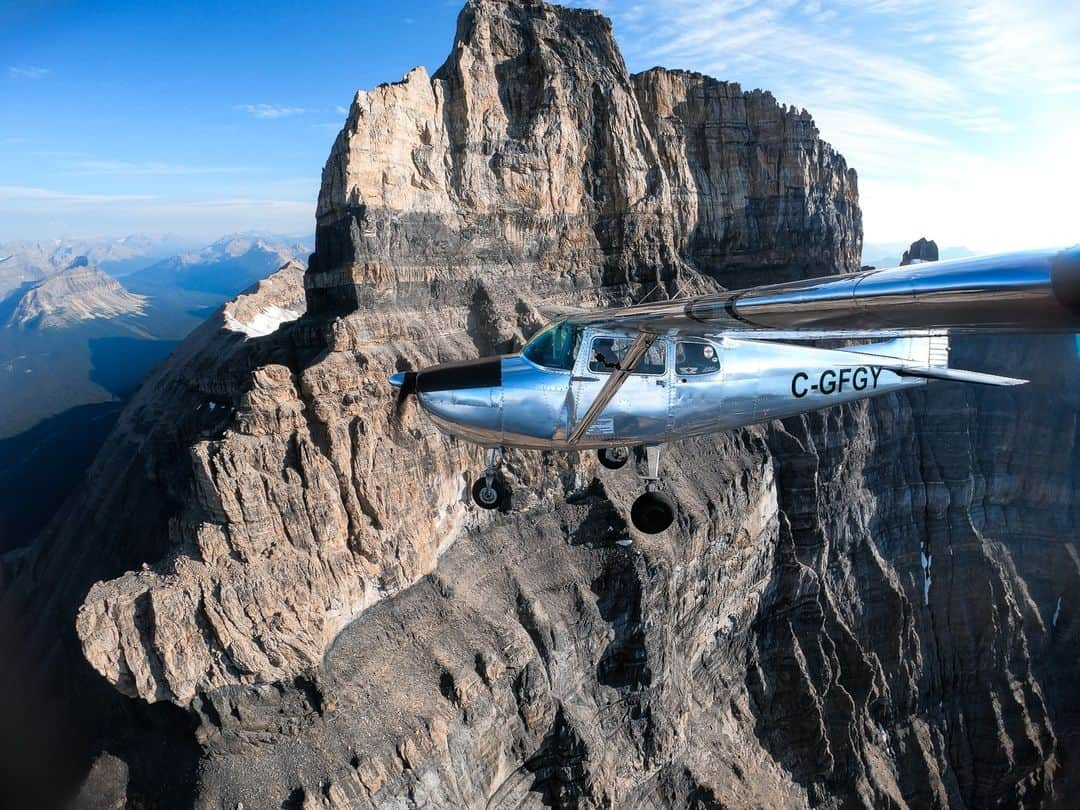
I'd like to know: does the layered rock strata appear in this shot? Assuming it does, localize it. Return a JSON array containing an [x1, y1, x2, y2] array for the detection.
[[2, 2, 1076, 808]]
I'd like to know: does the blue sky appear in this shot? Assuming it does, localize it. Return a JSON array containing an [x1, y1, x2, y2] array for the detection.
[[3, 0, 1079, 255]]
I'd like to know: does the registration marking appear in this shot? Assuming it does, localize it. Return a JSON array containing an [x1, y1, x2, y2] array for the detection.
[[791, 366, 885, 398]]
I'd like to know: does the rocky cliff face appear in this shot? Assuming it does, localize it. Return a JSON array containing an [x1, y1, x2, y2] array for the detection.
[[901, 237, 939, 265], [5, 260, 146, 329], [2, 1, 1076, 808]]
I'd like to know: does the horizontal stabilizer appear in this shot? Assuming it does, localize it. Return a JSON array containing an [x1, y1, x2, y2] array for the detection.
[[889, 365, 1027, 386]]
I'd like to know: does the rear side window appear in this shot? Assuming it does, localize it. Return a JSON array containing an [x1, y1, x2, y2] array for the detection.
[[589, 337, 666, 375], [676, 341, 720, 375]]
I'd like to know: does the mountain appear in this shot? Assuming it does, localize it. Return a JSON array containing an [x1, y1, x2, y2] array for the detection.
[[0, 234, 310, 549], [0, 234, 188, 297], [125, 234, 311, 297], [5, 260, 146, 329], [3, 1, 1078, 808], [862, 240, 975, 269]]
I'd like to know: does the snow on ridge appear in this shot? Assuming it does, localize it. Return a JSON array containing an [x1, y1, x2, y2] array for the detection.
[[223, 305, 300, 338]]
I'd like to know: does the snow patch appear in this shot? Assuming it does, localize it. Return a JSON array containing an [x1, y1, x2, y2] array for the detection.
[[921, 548, 932, 606], [1053, 596, 1062, 628], [223, 305, 300, 338]]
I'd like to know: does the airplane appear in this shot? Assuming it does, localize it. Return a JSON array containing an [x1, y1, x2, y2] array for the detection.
[[390, 247, 1080, 534]]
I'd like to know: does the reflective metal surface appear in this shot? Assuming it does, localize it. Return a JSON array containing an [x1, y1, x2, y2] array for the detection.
[[728, 248, 1080, 331], [407, 332, 946, 451], [540, 246, 1080, 336], [568, 331, 658, 444], [569, 329, 671, 445], [398, 245, 1080, 453]]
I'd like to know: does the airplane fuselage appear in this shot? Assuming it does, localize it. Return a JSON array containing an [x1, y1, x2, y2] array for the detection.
[[409, 330, 933, 450]]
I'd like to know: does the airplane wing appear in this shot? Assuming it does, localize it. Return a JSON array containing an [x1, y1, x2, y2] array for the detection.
[[545, 246, 1080, 338]]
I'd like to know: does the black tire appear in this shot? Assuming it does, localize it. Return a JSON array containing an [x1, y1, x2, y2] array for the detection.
[[472, 474, 509, 510], [630, 491, 675, 534], [598, 446, 629, 470]]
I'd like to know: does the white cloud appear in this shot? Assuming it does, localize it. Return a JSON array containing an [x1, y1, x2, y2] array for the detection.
[[235, 103, 306, 119], [7, 65, 50, 79]]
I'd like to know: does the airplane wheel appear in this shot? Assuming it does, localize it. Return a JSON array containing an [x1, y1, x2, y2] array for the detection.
[[598, 447, 629, 470], [630, 491, 675, 534], [472, 474, 509, 510]]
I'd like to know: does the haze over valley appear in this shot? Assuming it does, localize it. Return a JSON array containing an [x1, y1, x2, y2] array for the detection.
[[0, 233, 310, 546]]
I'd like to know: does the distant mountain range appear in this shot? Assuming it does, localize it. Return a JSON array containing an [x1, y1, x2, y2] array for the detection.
[[0, 234, 185, 297], [124, 234, 312, 297], [0, 233, 311, 548], [5, 259, 147, 330]]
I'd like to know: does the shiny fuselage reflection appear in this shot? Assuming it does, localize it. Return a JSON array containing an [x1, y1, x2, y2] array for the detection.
[[410, 327, 931, 450]]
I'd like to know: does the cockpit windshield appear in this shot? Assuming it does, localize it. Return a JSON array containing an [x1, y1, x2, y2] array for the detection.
[[522, 321, 582, 370]]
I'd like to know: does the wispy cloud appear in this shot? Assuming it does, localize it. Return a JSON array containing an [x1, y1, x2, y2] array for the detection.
[[68, 159, 260, 176], [0, 187, 312, 241], [0, 186, 154, 203], [7, 65, 50, 80], [605, 0, 1080, 251], [949, 1, 1080, 94], [235, 103, 306, 119]]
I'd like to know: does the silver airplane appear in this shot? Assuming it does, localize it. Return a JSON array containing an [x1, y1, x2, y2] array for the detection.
[[390, 247, 1080, 534]]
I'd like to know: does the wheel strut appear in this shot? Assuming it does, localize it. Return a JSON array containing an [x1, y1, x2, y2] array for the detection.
[[473, 447, 510, 511], [643, 444, 662, 491], [630, 445, 674, 533], [483, 447, 504, 486]]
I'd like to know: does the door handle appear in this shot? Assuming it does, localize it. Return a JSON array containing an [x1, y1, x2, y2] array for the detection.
[[656, 379, 666, 387]]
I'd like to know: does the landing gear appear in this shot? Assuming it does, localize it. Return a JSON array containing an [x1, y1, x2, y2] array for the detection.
[[597, 446, 629, 470], [631, 491, 676, 534], [472, 447, 510, 510], [629, 445, 675, 534]]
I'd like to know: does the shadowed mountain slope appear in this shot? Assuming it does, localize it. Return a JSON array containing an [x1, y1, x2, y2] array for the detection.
[[3, 2, 1077, 808]]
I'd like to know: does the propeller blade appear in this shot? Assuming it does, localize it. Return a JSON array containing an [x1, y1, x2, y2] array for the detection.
[[389, 371, 417, 420]]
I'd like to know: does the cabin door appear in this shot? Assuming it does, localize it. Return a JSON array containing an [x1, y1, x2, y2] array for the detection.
[[570, 333, 672, 443]]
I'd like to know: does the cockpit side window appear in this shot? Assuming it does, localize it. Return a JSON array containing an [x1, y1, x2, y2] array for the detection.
[[589, 337, 667, 375], [675, 340, 721, 375], [522, 322, 581, 370]]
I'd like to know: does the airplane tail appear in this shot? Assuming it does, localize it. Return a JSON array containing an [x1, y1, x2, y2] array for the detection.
[[839, 334, 1026, 387], [842, 334, 949, 366]]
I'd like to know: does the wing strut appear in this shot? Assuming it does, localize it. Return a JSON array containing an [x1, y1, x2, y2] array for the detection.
[[568, 332, 656, 445]]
